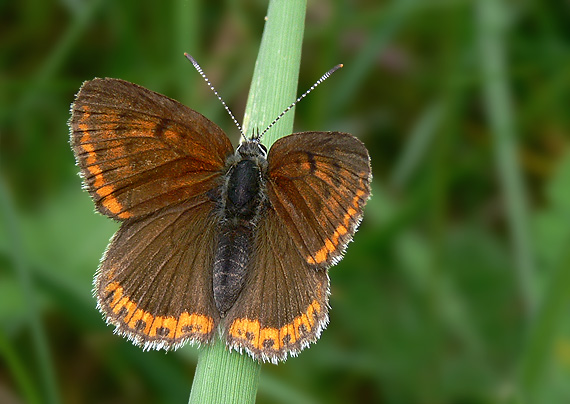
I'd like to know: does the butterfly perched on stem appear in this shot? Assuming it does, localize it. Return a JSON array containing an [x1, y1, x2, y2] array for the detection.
[[69, 57, 371, 363]]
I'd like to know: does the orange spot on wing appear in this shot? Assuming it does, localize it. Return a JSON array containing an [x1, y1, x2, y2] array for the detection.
[[127, 308, 145, 328], [280, 322, 297, 345], [97, 189, 132, 219], [175, 312, 214, 338], [162, 317, 178, 339], [112, 296, 131, 315], [259, 327, 279, 346], [87, 164, 102, 176], [85, 154, 97, 166], [308, 248, 328, 265], [117, 211, 132, 219], [102, 195, 121, 214], [97, 185, 114, 198], [106, 282, 123, 306], [81, 141, 94, 153], [175, 313, 191, 338], [307, 236, 338, 265], [93, 173, 105, 188], [293, 311, 311, 329], [141, 312, 154, 334], [148, 317, 163, 337]]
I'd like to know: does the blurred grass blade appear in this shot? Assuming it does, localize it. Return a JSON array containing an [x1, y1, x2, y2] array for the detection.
[[477, 0, 537, 315], [0, 331, 41, 404], [329, 0, 417, 115], [174, 0, 199, 106], [258, 372, 318, 404], [519, 154, 570, 400], [0, 177, 61, 404], [519, 237, 570, 401], [18, 0, 105, 113], [390, 101, 444, 189]]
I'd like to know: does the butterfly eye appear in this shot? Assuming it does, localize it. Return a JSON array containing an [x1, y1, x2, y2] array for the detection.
[[258, 143, 268, 158]]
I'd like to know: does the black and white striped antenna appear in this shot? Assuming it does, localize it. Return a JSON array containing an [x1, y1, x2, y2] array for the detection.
[[258, 63, 343, 140], [185, 53, 343, 142], [185, 53, 247, 142]]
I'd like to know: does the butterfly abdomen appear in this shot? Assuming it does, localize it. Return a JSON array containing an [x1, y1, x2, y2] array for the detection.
[[213, 153, 267, 316], [213, 225, 253, 315]]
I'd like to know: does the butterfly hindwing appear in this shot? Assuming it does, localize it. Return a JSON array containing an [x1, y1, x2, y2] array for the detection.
[[96, 199, 220, 349], [223, 208, 330, 363], [267, 132, 371, 268], [70, 78, 233, 220]]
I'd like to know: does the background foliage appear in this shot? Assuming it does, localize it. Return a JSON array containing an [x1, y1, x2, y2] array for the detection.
[[1, 0, 570, 403]]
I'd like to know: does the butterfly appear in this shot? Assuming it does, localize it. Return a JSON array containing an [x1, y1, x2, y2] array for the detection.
[[69, 63, 371, 363]]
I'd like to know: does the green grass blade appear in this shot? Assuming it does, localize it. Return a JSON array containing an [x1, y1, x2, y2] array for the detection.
[[242, 0, 307, 146], [0, 177, 61, 404], [188, 0, 307, 402], [0, 331, 41, 404], [189, 339, 261, 404], [389, 101, 444, 189], [518, 242, 570, 401], [477, 0, 537, 315]]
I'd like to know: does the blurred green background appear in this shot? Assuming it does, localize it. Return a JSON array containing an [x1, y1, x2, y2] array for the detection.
[[2, 0, 570, 403]]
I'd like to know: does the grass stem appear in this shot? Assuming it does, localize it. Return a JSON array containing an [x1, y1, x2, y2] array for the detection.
[[188, 0, 307, 402]]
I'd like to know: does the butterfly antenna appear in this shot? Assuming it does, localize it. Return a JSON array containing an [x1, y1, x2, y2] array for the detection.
[[259, 63, 343, 139], [184, 53, 247, 142]]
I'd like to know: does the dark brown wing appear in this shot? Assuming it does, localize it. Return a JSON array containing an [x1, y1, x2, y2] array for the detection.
[[266, 132, 371, 268], [70, 78, 233, 220], [223, 208, 329, 363], [96, 199, 220, 350]]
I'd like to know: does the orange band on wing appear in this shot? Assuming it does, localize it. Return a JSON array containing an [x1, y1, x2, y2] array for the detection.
[[104, 282, 214, 339], [77, 106, 131, 219], [228, 299, 322, 352], [306, 185, 368, 265]]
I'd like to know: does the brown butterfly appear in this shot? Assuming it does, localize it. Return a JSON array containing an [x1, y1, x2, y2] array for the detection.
[[69, 59, 371, 363]]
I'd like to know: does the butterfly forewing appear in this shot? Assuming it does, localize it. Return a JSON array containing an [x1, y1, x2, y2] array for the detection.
[[224, 208, 329, 363], [70, 78, 233, 219], [267, 132, 371, 268], [97, 200, 220, 349]]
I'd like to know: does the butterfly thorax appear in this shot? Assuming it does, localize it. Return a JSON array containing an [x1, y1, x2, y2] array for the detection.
[[213, 140, 268, 316]]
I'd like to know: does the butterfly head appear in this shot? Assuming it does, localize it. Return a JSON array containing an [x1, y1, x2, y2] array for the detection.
[[236, 138, 267, 160]]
